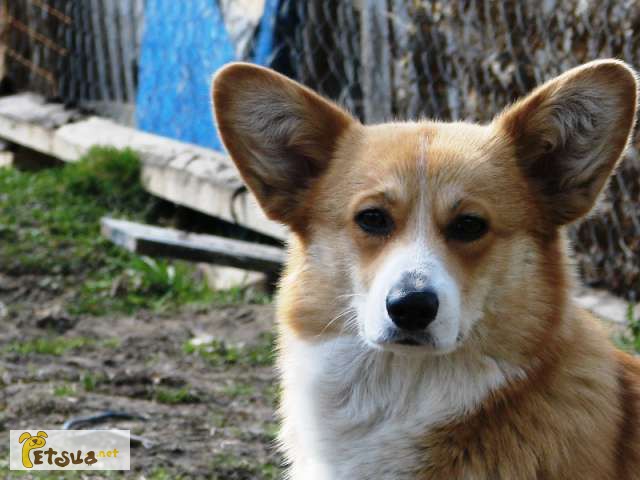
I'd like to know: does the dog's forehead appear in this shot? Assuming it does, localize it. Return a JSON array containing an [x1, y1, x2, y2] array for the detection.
[[353, 121, 501, 192]]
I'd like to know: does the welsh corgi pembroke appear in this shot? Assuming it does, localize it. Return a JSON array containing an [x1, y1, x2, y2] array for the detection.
[[212, 59, 640, 479]]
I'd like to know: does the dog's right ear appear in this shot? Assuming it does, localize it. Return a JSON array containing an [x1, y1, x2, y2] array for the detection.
[[19, 433, 30, 444], [496, 60, 637, 225], [212, 63, 357, 233]]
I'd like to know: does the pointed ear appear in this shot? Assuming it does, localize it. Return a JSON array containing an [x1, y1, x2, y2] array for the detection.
[[212, 63, 357, 233], [496, 60, 638, 225]]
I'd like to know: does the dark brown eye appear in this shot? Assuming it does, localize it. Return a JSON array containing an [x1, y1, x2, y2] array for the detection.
[[446, 215, 488, 242], [355, 208, 394, 236]]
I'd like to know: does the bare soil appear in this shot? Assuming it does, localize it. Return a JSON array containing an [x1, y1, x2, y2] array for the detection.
[[0, 272, 282, 479]]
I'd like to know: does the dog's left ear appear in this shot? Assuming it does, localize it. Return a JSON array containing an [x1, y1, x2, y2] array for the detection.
[[212, 63, 357, 233], [496, 59, 638, 225]]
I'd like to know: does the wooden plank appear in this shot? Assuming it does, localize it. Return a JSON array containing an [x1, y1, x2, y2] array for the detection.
[[0, 140, 13, 167], [360, 0, 393, 123], [0, 151, 14, 167], [140, 158, 284, 241], [118, 0, 140, 104], [0, 92, 287, 240], [103, 0, 125, 103], [0, 93, 81, 159], [101, 217, 284, 274], [90, 0, 111, 101], [574, 287, 635, 325]]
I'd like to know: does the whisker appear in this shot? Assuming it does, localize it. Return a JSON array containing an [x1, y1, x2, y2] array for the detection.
[[326, 311, 359, 358], [316, 306, 357, 339], [335, 293, 366, 300]]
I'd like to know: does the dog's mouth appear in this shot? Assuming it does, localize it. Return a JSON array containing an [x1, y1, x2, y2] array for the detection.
[[366, 327, 464, 355], [389, 331, 434, 347], [371, 330, 436, 350]]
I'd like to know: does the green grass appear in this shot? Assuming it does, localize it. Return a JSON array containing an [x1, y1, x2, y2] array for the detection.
[[222, 381, 255, 399], [264, 382, 282, 408], [75, 255, 216, 315], [154, 386, 200, 404], [0, 148, 147, 276], [145, 468, 187, 480], [617, 303, 640, 353], [183, 332, 276, 367], [5, 337, 120, 356], [209, 453, 281, 480], [53, 384, 76, 397], [81, 371, 107, 392], [5, 337, 94, 355], [209, 285, 273, 306], [0, 147, 219, 314]]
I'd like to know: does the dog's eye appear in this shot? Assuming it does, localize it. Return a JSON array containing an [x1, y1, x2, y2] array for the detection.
[[446, 215, 488, 242], [355, 208, 394, 236]]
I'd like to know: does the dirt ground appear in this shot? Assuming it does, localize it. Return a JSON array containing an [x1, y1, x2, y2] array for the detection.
[[0, 272, 282, 479]]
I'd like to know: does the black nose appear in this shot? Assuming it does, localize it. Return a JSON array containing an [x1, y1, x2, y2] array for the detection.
[[386, 274, 439, 331]]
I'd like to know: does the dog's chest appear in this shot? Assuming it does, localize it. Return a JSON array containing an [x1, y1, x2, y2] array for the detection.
[[279, 337, 513, 480]]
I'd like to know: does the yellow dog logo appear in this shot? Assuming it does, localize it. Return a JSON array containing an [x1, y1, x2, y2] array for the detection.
[[18, 431, 48, 468]]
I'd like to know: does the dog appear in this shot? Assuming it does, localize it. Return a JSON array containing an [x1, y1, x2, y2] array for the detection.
[[212, 59, 640, 479]]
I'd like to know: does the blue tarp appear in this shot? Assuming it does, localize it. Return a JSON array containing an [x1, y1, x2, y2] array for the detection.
[[136, 0, 279, 150]]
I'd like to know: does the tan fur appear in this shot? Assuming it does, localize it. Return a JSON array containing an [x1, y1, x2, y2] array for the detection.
[[212, 60, 640, 479]]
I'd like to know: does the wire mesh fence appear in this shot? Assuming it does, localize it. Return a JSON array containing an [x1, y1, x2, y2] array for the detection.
[[1, 0, 639, 300], [1, 0, 142, 124], [251, 0, 640, 302]]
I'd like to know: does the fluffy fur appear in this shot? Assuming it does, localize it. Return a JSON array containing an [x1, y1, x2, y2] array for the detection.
[[212, 59, 640, 479]]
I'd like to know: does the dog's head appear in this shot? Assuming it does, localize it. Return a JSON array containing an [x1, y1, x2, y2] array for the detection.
[[213, 60, 637, 357]]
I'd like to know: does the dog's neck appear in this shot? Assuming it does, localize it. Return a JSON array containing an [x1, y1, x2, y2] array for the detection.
[[279, 332, 528, 479]]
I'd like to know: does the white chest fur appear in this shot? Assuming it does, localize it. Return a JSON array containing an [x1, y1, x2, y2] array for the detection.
[[278, 335, 522, 480]]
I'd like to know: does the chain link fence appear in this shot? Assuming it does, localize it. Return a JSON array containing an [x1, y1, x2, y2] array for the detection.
[[1, 0, 639, 300], [269, 0, 640, 302], [1, 0, 142, 124]]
